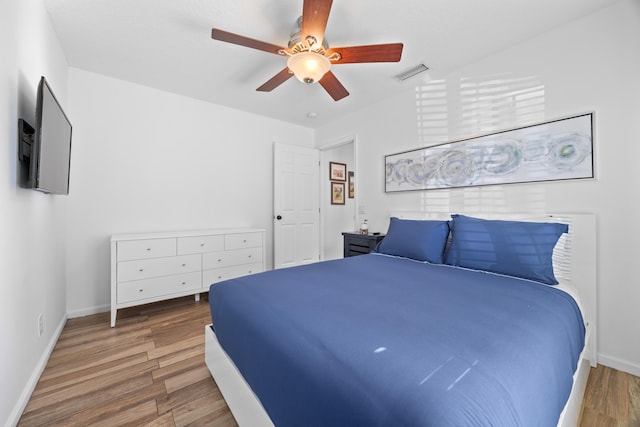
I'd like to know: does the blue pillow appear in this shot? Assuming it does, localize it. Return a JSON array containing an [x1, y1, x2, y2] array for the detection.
[[375, 217, 450, 263], [444, 214, 568, 285]]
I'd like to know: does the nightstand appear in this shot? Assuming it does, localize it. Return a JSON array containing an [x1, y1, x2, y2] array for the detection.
[[342, 232, 385, 257]]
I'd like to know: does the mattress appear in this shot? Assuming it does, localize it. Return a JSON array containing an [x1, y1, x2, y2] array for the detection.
[[209, 253, 585, 427]]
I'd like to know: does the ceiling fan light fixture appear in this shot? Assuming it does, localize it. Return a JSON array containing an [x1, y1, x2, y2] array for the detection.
[[287, 52, 331, 84]]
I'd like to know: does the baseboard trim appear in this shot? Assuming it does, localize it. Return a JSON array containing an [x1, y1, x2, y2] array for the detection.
[[598, 353, 640, 377], [67, 304, 109, 319], [5, 315, 67, 427]]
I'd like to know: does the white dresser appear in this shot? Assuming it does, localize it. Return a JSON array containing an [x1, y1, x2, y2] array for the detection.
[[110, 228, 265, 327]]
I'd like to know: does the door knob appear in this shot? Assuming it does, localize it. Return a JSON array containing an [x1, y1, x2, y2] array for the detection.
[[276, 215, 282, 220]]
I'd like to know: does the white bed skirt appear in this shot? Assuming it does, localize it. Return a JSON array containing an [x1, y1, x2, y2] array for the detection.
[[205, 324, 274, 427]]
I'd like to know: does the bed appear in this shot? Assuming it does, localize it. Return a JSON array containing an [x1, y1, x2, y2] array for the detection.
[[204, 212, 597, 427]]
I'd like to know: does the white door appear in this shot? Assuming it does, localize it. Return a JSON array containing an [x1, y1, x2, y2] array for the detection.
[[273, 143, 320, 269]]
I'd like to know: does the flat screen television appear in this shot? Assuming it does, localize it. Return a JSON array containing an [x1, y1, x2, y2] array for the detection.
[[29, 76, 73, 195]]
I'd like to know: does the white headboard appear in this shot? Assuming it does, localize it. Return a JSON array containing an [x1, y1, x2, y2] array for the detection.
[[390, 211, 597, 365]]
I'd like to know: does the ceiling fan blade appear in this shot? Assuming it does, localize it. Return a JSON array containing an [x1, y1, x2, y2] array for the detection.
[[211, 28, 285, 55], [318, 71, 349, 101], [301, 0, 333, 46], [256, 68, 294, 92], [326, 43, 404, 64]]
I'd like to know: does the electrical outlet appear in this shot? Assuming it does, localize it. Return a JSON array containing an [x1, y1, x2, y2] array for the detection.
[[38, 314, 44, 337]]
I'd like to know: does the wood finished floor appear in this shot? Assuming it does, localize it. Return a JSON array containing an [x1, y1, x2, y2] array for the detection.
[[18, 295, 640, 427]]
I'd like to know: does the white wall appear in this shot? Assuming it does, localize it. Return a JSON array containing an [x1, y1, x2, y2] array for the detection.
[[0, 0, 70, 425], [316, 0, 640, 375], [64, 68, 314, 316]]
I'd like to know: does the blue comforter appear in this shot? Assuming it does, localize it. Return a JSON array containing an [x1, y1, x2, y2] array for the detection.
[[209, 254, 585, 427]]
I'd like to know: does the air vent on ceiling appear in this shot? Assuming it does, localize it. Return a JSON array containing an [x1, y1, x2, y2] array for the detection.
[[394, 63, 430, 82]]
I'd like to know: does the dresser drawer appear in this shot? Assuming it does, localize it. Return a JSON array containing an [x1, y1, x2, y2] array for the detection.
[[225, 232, 262, 250], [117, 254, 201, 282], [117, 238, 176, 261], [177, 235, 224, 255], [203, 262, 263, 286], [202, 247, 262, 270], [117, 272, 202, 303]]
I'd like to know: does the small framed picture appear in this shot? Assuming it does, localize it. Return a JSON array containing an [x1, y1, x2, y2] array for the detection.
[[348, 171, 354, 198], [329, 162, 347, 181], [331, 182, 345, 205]]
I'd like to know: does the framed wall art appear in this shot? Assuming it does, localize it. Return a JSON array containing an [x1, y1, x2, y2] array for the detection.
[[348, 171, 354, 198], [385, 112, 594, 192], [330, 162, 347, 181], [331, 182, 345, 205]]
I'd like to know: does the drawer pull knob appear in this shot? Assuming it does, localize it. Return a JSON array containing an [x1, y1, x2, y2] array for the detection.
[[200, 243, 205, 247], [248, 270, 252, 274], [243, 239, 247, 243], [139, 289, 144, 292], [248, 255, 252, 258], [181, 282, 186, 285], [218, 259, 222, 262], [182, 263, 186, 267], [218, 275, 222, 279], [146, 248, 151, 251], [139, 269, 144, 272]]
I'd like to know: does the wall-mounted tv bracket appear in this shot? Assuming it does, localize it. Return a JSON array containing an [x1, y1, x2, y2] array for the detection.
[[18, 119, 34, 162]]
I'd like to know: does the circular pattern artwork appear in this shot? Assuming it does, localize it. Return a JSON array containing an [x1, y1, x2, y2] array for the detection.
[[385, 114, 593, 192]]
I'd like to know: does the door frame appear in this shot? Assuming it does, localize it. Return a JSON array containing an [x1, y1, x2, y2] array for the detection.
[[317, 134, 359, 260]]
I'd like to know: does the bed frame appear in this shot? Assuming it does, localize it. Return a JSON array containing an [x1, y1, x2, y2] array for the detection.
[[204, 212, 597, 427]]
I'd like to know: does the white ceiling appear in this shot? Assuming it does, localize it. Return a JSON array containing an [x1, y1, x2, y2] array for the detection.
[[44, 0, 618, 128]]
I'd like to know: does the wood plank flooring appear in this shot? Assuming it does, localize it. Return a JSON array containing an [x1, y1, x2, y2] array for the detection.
[[18, 295, 237, 427], [581, 364, 640, 427], [18, 295, 640, 426]]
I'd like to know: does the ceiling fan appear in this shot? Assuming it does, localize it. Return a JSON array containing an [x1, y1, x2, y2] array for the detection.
[[211, 0, 403, 101]]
